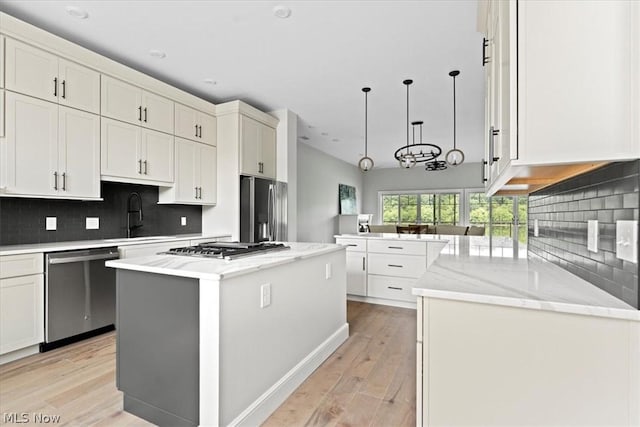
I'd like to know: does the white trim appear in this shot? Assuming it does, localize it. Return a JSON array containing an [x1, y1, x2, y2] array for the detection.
[[0, 344, 40, 365], [347, 294, 417, 310], [228, 323, 349, 427]]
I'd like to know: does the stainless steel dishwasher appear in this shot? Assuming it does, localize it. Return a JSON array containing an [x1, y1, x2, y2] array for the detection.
[[42, 247, 119, 351]]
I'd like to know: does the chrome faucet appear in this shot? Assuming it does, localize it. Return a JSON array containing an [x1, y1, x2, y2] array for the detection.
[[127, 192, 143, 238]]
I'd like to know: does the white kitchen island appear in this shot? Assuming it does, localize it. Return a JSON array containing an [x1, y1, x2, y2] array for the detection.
[[413, 236, 640, 426], [106, 242, 347, 427]]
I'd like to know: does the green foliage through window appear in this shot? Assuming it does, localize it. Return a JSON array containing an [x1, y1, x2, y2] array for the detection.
[[382, 193, 459, 225]]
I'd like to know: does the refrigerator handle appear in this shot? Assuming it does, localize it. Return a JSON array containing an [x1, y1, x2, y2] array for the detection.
[[268, 184, 274, 241]]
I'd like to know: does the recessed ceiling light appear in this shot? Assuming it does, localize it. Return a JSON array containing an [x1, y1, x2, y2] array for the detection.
[[321, 132, 329, 136], [66, 6, 89, 19], [299, 136, 310, 141], [332, 138, 340, 142], [203, 79, 217, 85], [273, 5, 291, 19], [149, 50, 166, 59]]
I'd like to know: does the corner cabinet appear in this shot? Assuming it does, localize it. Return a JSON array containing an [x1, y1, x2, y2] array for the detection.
[[159, 138, 217, 205], [2, 91, 100, 199], [239, 114, 277, 179], [480, 0, 640, 194]]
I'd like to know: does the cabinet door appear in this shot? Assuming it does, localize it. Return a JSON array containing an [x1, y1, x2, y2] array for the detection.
[[199, 144, 217, 205], [5, 38, 58, 103], [240, 115, 260, 175], [198, 112, 217, 146], [174, 103, 198, 141], [0, 274, 44, 354], [101, 75, 141, 125], [141, 90, 174, 134], [346, 252, 366, 296], [0, 36, 4, 89], [58, 59, 100, 114], [141, 128, 174, 183], [101, 117, 140, 179], [58, 106, 100, 198], [3, 92, 57, 196], [260, 125, 277, 179], [174, 138, 198, 202]]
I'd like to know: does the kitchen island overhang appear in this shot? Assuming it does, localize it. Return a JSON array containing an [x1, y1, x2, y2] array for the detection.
[[107, 242, 348, 427]]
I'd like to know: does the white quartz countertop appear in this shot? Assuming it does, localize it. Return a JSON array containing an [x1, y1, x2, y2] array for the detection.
[[335, 233, 449, 242], [105, 242, 345, 280], [0, 233, 231, 256], [411, 236, 640, 321]]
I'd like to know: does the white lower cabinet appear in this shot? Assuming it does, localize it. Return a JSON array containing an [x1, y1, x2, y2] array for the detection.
[[159, 137, 216, 205], [335, 238, 367, 296], [367, 275, 417, 302], [0, 253, 44, 361]]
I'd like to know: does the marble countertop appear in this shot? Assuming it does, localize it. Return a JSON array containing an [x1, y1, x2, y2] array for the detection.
[[335, 233, 449, 242], [0, 233, 231, 256], [105, 242, 344, 280], [412, 236, 640, 321]]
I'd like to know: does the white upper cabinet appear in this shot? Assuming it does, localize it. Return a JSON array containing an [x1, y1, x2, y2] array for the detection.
[[101, 75, 174, 134], [239, 114, 276, 179], [480, 0, 639, 194], [5, 38, 100, 114], [175, 103, 216, 146], [2, 91, 100, 199], [101, 117, 174, 184], [159, 138, 216, 205]]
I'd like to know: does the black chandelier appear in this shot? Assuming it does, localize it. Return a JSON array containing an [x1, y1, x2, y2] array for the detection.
[[394, 79, 442, 168]]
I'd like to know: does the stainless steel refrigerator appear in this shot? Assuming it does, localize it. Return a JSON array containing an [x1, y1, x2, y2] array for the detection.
[[240, 175, 288, 242]]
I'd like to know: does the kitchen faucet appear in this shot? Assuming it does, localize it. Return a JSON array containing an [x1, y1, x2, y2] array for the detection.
[[127, 192, 143, 238]]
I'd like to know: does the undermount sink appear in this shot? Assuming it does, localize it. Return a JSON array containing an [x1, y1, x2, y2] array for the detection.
[[103, 236, 176, 243]]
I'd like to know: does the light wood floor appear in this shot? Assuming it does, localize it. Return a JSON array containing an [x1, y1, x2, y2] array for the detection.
[[0, 302, 416, 426]]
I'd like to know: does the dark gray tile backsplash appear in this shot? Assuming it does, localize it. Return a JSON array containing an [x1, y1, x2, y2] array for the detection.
[[0, 182, 202, 245], [528, 161, 639, 309]]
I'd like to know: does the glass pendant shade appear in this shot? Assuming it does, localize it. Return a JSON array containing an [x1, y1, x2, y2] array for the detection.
[[445, 149, 465, 166], [359, 156, 374, 171]]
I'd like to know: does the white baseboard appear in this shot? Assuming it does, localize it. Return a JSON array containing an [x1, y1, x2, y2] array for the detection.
[[0, 344, 40, 365], [347, 294, 417, 310], [229, 323, 349, 427]]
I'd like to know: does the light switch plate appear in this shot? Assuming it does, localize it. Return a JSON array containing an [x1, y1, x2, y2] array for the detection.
[[616, 220, 638, 263], [534, 219, 539, 237], [587, 220, 598, 253], [260, 283, 271, 308], [46, 217, 56, 231], [86, 217, 99, 230], [181, 216, 187, 226], [325, 263, 332, 280]]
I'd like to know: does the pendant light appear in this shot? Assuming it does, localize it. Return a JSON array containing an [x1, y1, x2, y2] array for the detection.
[[394, 79, 442, 168], [358, 87, 374, 172], [445, 70, 465, 166]]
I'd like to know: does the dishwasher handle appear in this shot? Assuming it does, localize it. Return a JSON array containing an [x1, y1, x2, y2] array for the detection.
[[47, 251, 119, 265]]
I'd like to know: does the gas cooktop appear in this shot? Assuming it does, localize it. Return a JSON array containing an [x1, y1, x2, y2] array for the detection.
[[162, 241, 290, 260]]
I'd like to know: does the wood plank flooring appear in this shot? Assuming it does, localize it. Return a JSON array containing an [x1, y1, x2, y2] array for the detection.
[[0, 301, 416, 426]]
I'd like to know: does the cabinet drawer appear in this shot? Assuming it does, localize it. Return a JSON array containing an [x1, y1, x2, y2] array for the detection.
[[368, 275, 417, 303], [335, 238, 366, 252], [367, 253, 426, 278], [118, 240, 191, 259], [0, 253, 43, 279], [368, 239, 426, 256]]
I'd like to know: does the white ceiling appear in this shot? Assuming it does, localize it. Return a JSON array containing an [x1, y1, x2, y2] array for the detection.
[[0, 0, 485, 169]]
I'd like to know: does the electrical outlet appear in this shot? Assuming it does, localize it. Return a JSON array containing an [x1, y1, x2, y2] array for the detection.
[[260, 283, 271, 308], [616, 220, 638, 263], [587, 220, 598, 253], [46, 217, 56, 231], [86, 217, 99, 230], [181, 216, 187, 226], [325, 263, 332, 279]]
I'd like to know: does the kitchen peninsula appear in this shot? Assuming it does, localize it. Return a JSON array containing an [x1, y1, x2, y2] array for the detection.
[[105, 242, 347, 427]]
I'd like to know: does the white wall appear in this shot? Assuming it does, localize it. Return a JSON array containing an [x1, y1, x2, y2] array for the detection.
[[362, 162, 483, 223], [297, 143, 364, 243]]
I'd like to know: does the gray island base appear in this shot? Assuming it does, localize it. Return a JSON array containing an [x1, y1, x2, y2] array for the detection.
[[108, 243, 347, 426]]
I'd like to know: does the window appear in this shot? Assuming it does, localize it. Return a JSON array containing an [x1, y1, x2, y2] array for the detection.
[[380, 192, 460, 225]]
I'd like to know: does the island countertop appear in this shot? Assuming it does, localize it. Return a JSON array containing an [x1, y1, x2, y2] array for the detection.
[[105, 242, 345, 280], [410, 236, 640, 321]]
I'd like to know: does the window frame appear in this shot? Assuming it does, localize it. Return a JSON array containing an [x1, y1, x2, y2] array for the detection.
[[377, 188, 467, 225]]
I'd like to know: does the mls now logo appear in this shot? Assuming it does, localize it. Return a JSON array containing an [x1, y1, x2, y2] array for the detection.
[[2, 413, 61, 423]]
